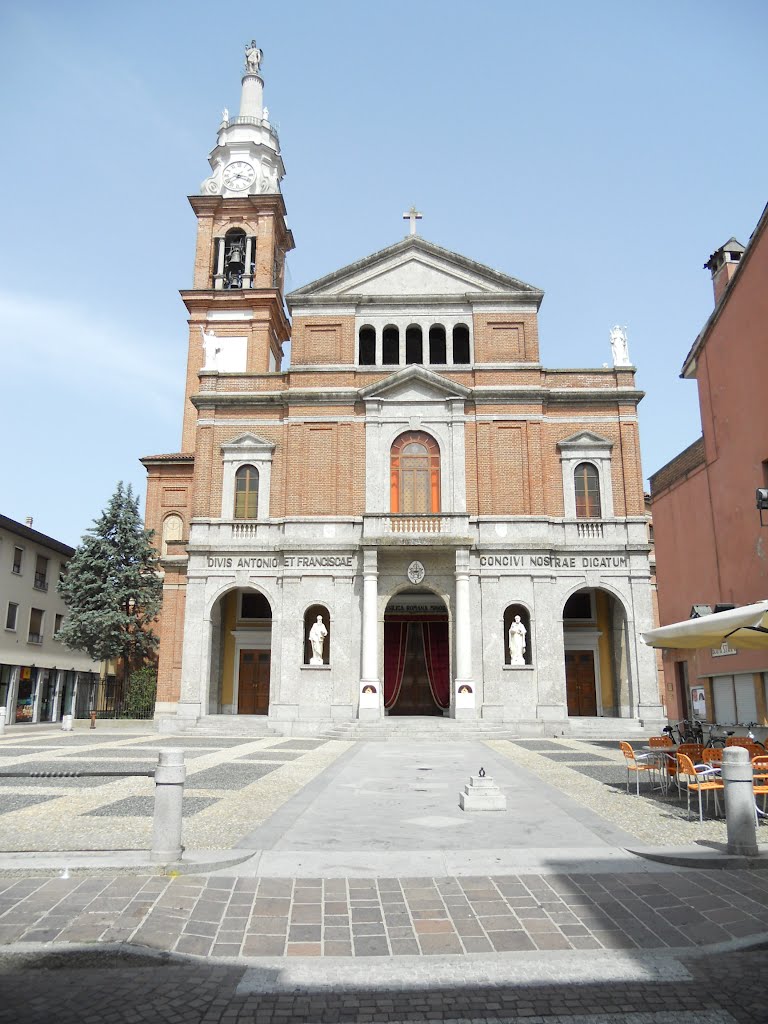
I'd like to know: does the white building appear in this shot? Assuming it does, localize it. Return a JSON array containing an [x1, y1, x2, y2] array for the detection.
[[0, 515, 100, 724]]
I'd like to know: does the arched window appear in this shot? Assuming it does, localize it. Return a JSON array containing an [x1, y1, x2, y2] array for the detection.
[[223, 228, 247, 289], [503, 604, 532, 666], [428, 324, 446, 364], [390, 432, 440, 514], [382, 325, 400, 364], [234, 465, 259, 519], [574, 462, 601, 519], [304, 604, 330, 665], [161, 513, 183, 556], [452, 323, 470, 364], [405, 325, 423, 364], [358, 325, 376, 365]]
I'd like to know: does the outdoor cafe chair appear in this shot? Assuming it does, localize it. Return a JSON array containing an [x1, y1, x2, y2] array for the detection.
[[673, 744, 705, 797], [676, 752, 723, 822], [619, 741, 657, 795], [746, 755, 768, 823], [648, 735, 676, 785]]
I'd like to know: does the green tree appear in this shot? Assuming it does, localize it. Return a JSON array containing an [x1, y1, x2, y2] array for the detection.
[[57, 482, 162, 686]]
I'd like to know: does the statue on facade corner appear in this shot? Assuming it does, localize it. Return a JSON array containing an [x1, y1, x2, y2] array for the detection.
[[508, 615, 527, 665], [309, 615, 328, 664], [245, 41, 262, 73], [610, 325, 631, 366]]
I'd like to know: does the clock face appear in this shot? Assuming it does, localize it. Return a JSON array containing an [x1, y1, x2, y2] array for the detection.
[[222, 161, 255, 191]]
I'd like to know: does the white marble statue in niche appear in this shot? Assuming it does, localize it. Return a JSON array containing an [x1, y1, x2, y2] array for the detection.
[[308, 615, 328, 665], [508, 615, 527, 666], [610, 325, 631, 366]]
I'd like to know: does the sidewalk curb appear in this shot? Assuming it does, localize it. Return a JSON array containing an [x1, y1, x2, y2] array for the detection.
[[628, 844, 768, 870], [0, 849, 257, 877]]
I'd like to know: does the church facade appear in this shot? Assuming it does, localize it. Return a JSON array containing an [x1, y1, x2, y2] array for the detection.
[[143, 46, 662, 734]]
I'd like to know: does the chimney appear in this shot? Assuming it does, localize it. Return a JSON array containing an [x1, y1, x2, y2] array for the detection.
[[704, 237, 746, 305], [25, 516, 33, 527]]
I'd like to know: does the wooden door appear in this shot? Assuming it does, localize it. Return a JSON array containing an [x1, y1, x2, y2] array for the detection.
[[238, 650, 270, 715], [565, 651, 597, 716]]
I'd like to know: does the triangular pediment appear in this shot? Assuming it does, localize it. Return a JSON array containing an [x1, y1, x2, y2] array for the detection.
[[360, 364, 471, 402], [220, 432, 275, 453], [557, 431, 614, 451], [287, 236, 543, 304]]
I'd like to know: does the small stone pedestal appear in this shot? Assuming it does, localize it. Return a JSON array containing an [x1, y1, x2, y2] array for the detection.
[[459, 773, 506, 811]]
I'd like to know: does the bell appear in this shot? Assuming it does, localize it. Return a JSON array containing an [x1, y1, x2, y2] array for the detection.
[[226, 244, 244, 269]]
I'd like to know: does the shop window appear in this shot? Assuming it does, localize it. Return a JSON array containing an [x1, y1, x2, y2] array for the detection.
[[713, 674, 758, 725], [304, 604, 330, 665], [390, 431, 441, 514], [234, 465, 259, 519], [574, 463, 602, 518], [5, 602, 18, 631], [503, 604, 531, 665]]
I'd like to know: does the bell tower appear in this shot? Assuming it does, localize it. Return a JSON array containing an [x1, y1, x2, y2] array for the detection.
[[180, 42, 294, 448]]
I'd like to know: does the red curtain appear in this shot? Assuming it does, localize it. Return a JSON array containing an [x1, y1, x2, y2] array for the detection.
[[384, 622, 408, 708], [422, 621, 450, 709]]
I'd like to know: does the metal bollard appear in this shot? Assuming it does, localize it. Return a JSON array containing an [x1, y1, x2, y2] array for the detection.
[[722, 746, 759, 857], [151, 749, 186, 863], [61, 714, 73, 732], [0, 707, 6, 736]]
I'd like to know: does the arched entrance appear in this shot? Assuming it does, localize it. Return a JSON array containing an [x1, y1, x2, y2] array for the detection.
[[384, 590, 449, 716], [562, 586, 629, 717], [210, 587, 272, 715]]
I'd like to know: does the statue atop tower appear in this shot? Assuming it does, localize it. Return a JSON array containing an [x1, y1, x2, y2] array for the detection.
[[200, 42, 285, 198], [244, 41, 262, 73]]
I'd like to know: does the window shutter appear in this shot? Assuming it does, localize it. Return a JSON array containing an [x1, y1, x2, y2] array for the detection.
[[713, 676, 737, 725], [734, 673, 757, 724]]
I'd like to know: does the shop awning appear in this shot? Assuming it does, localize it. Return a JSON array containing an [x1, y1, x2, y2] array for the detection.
[[641, 600, 768, 650]]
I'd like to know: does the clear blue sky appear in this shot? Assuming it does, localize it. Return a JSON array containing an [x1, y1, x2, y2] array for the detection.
[[1, 1, 766, 546]]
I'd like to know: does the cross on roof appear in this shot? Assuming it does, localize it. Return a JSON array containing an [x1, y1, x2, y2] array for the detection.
[[403, 205, 423, 236]]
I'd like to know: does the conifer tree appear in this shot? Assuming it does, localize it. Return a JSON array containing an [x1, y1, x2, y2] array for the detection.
[[57, 482, 162, 685]]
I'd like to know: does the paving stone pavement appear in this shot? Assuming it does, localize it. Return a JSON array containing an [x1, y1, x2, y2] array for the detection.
[[2, 729, 768, 1021], [0, 946, 765, 1022], [2, 868, 768, 959]]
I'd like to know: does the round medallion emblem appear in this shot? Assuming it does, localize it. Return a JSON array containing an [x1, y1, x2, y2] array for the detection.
[[407, 560, 425, 585]]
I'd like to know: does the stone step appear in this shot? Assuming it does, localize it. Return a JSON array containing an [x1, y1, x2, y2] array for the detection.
[[159, 714, 658, 743]]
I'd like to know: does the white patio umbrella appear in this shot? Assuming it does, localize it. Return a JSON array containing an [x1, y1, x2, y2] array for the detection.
[[641, 600, 768, 650]]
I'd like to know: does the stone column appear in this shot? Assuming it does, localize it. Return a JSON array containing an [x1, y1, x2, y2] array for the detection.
[[358, 549, 381, 720], [177, 576, 209, 720], [454, 548, 477, 720], [535, 578, 567, 721], [214, 237, 225, 289]]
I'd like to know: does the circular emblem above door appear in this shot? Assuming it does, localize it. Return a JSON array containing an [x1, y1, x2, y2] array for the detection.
[[407, 560, 426, 585]]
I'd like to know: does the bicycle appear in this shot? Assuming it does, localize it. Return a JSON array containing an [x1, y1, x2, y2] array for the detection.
[[702, 722, 735, 748], [663, 719, 704, 745], [746, 723, 768, 751]]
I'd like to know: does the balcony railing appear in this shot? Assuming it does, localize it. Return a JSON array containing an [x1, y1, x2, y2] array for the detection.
[[33, 573, 48, 591], [363, 513, 471, 540], [575, 521, 604, 539], [27, 633, 43, 645]]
